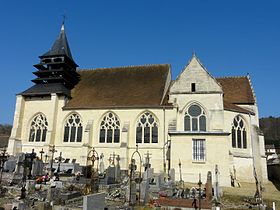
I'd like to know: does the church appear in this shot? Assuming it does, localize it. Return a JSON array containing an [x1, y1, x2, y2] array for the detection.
[[7, 24, 267, 186]]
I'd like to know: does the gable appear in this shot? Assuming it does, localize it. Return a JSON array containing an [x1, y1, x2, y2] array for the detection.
[[170, 55, 222, 94]]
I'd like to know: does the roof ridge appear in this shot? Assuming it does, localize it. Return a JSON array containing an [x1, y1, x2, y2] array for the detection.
[[216, 75, 247, 79], [77, 63, 170, 72]]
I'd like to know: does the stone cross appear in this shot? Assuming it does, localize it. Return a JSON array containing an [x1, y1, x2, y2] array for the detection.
[[26, 149, 37, 179], [99, 153, 105, 174], [0, 147, 9, 184], [44, 153, 49, 164], [143, 151, 152, 171], [49, 145, 57, 175], [39, 148, 45, 161], [109, 152, 116, 167], [55, 152, 65, 173]]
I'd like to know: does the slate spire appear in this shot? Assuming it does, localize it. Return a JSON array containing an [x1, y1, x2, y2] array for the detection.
[[21, 23, 80, 96], [40, 22, 75, 64]]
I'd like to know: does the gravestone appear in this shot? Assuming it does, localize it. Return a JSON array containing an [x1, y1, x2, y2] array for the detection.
[[169, 168, 175, 182], [205, 171, 213, 200], [32, 159, 44, 177], [140, 180, 149, 205], [3, 157, 16, 172], [115, 155, 121, 182], [12, 153, 25, 183], [83, 193, 106, 210], [99, 153, 105, 174], [107, 166, 116, 184]]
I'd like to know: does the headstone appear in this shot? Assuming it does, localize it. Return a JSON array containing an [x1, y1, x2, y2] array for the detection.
[[3, 157, 16, 172], [83, 193, 106, 210], [214, 164, 222, 199], [12, 153, 25, 183], [99, 153, 105, 174], [115, 155, 121, 182], [169, 168, 175, 182], [205, 171, 213, 200], [140, 180, 149, 205], [12, 201, 26, 210], [107, 166, 116, 184], [31, 159, 44, 177]]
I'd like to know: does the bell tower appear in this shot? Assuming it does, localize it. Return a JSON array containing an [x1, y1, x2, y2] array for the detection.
[[22, 23, 79, 97]]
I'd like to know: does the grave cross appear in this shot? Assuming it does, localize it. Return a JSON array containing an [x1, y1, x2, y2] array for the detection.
[[109, 152, 116, 166], [143, 151, 152, 171], [178, 159, 183, 183], [44, 153, 49, 164], [0, 147, 9, 184], [39, 148, 45, 161], [55, 152, 65, 173], [27, 149, 36, 179], [49, 145, 57, 175]]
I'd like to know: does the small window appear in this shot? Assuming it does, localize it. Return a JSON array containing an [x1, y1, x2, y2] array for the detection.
[[192, 139, 205, 161], [191, 83, 196, 92]]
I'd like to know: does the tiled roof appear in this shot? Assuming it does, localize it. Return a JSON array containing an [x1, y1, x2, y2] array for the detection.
[[216, 76, 255, 104], [217, 76, 255, 115], [64, 64, 171, 109]]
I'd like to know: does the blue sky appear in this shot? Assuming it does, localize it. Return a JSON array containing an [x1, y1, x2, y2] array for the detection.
[[0, 0, 279, 124]]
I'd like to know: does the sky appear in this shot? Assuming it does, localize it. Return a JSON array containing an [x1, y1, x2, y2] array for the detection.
[[0, 0, 279, 124]]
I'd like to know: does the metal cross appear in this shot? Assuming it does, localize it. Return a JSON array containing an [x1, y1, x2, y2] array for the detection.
[[39, 148, 45, 160], [55, 152, 65, 173]]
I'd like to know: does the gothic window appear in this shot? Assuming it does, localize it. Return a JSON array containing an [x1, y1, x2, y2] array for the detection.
[[184, 104, 206, 131], [136, 112, 158, 143], [63, 113, 83, 142], [192, 139, 205, 161], [29, 114, 48, 142], [99, 112, 120, 143], [231, 116, 247, 149]]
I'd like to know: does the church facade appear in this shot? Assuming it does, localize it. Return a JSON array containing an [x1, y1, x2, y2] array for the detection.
[[7, 25, 267, 186]]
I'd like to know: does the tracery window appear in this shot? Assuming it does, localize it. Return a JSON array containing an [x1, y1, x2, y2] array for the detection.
[[63, 113, 83, 142], [136, 112, 158, 144], [99, 112, 120, 143], [29, 114, 48, 142], [184, 104, 206, 131], [231, 116, 247, 149]]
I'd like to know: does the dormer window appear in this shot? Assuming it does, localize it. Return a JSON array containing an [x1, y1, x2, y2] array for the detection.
[[191, 83, 196, 92]]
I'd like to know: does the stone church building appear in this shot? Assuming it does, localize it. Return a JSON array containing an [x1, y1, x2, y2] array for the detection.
[[7, 24, 267, 186]]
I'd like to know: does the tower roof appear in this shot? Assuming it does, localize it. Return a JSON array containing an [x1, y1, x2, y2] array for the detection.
[[40, 23, 74, 61]]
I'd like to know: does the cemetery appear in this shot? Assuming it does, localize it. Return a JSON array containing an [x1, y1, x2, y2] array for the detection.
[[1, 145, 277, 210]]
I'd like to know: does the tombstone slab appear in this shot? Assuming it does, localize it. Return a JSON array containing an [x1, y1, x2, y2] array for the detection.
[[83, 193, 106, 210]]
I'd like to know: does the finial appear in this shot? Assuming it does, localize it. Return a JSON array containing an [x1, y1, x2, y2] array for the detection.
[[61, 15, 66, 31], [192, 50, 196, 58]]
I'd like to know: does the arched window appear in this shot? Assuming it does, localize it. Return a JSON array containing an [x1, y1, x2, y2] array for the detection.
[[29, 114, 48, 142], [63, 113, 83, 142], [184, 104, 206, 131], [99, 112, 120, 143], [232, 116, 247, 149], [136, 112, 158, 144]]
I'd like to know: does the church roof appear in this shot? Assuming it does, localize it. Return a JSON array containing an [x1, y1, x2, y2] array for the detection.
[[40, 24, 74, 61], [216, 76, 255, 115], [64, 64, 171, 109], [20, 83, 71, 97], [216, 76, 255, 104]]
